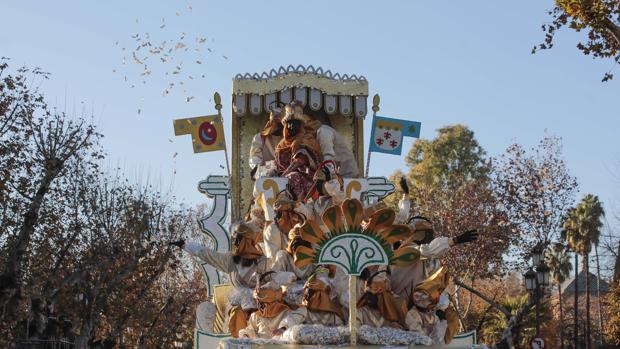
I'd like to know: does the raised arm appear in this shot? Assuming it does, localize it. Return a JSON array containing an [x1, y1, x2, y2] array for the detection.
[[417, 229, 479, 259], [249, 133, 265, 169], [170, 239, 235, 274], [316, 126, 336, 161], [396, 177, 411, 224], [417, 237, 453, 259]]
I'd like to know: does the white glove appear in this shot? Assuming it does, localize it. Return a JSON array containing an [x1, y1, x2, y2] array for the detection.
[[324, 179, 345, 203]]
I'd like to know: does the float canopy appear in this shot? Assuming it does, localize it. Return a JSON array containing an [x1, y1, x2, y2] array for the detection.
[[232, 65, 369, 118]]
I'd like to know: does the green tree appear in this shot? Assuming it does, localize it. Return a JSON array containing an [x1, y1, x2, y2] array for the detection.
[[533, 0, 620, 82], [563, 194, 605, 349], [404, 124, 488, 191], [546, 243, 573, 349]]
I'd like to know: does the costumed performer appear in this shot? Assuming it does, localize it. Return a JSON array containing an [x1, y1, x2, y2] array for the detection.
[[238, 271, 307, 339], [169, 221, 269, 337], [249, 105, 284, 180]]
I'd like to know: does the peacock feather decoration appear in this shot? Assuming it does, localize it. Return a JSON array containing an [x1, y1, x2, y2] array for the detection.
[[293, 198, 420, 275]]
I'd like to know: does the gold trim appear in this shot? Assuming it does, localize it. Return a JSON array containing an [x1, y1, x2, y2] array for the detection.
[[233, 73, 368, 96], [231, 109, 241, 221], [355, 116, 364, 175]]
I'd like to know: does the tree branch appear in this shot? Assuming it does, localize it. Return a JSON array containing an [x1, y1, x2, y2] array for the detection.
[[453, 277, 511, 318]]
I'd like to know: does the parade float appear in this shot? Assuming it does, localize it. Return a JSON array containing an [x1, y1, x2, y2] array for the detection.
[[172, 65, 480, 349]]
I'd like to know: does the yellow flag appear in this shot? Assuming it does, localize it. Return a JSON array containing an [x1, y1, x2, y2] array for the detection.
[[173, 114, 226, 153]]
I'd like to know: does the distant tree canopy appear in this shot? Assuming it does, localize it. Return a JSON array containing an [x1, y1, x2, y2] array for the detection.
[[533, 0, 620, 81], [404, 125, 489, 191], [0, 58, 206, 349]]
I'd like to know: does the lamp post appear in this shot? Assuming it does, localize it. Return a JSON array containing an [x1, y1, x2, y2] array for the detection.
[[524, 244, 550, 338], [532, 243, 544, 266]]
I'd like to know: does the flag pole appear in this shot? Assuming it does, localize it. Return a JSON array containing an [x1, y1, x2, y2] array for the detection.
[[365, 94, 380, 177], [213, 92, 231, 180], [213, 92, 236, 221]]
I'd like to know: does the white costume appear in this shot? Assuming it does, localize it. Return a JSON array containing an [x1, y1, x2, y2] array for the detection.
[[316, 125, 359, 178], [263, 223, 287, 260], [238, 273, 306, 339], [184, 242, 270, 288], [301, 267, 345, 327], [390, 198, 453, 300], [390, 238, 451, 300], [239, 307, 307, 339], [406, 293, 450, 344], [249, 133, 281, 179], [184, 241, 271, 318], [272, 250, 313, 280], [356, 267, 408, 328]]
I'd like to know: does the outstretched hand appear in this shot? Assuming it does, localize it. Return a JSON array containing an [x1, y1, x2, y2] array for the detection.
[[454, 229, 479, 244], [168, 238, 186, 249], [399, 177, 409, 195]]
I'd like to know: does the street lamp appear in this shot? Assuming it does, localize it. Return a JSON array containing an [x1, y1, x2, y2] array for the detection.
[[536, 263, 550, 287], [524, 268, 537, 292], [524, 244, 547, 339], [532, 243, 544, 266]]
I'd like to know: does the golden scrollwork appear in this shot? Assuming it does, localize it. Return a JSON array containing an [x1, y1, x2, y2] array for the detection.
[[345, 180, 362, 198], [261, 179, 281, 208]]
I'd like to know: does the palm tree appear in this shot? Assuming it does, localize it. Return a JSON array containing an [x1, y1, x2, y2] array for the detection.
[[546, 243, 572, 349], [594, 240, 604, 347], [563, 194, 605, 349], [482, 294, 549, 348]]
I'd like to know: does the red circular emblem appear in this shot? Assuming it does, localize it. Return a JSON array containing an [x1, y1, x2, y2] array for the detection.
[[198, 122, 217, 145]]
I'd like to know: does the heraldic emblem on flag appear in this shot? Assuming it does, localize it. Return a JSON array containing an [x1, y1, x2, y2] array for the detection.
[[369, 115, 421, 155], [173, 114, 226, 153]]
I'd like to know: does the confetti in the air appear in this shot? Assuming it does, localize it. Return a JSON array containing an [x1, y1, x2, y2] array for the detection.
[[114, 5, 229, 108]]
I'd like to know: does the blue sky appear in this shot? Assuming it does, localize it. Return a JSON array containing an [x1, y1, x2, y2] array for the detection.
[[3, 1, 619, 223]]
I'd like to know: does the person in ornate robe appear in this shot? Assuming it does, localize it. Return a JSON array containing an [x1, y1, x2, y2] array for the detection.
[[169, 221, 270, 337], [238, 272, 306, 339], [390, 178, 479, 301], [301, 266, 345, 326], [278, 219, 352, 315], [262, 188, 305, 260], [274, 102, 323, 199], [356, 266, 408, 329], [272, 224, 315, 280], [249, 107, 283, 179], [405, 267, 460, 345], [295, 161, 347, 232], [314, 120, 360, 178], [389, 216, 478, 301]]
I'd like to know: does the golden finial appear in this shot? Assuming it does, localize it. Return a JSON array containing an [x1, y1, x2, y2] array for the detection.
[[214, 92, 222, 112], [372, 94, 380, 114]]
